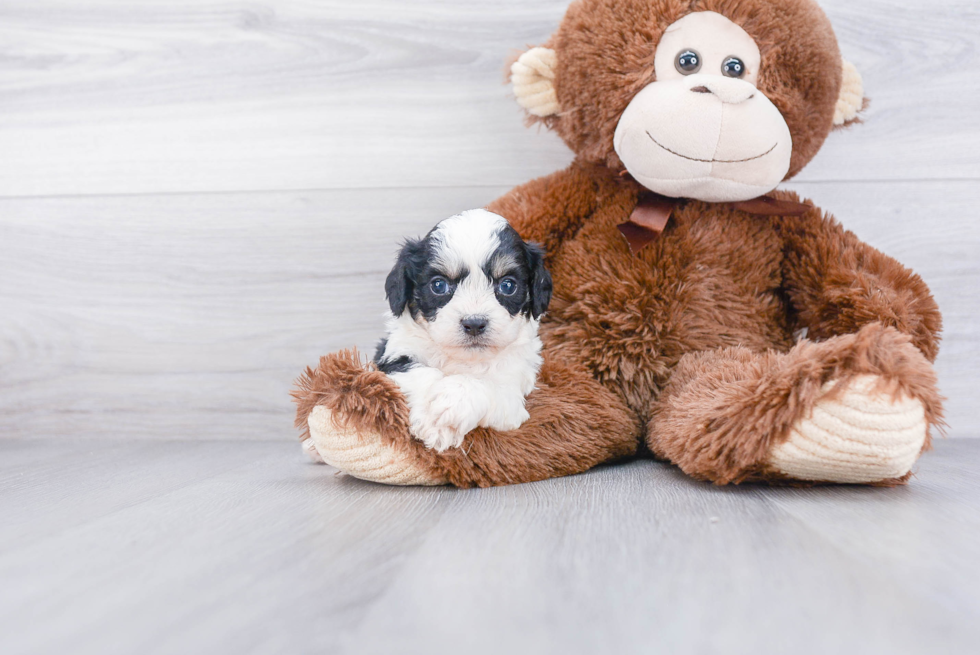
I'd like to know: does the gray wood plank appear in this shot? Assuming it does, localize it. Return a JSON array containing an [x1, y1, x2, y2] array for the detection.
[[0, 440, 274, 551], [0, 0, 978, 197], [0, 439, 977, 655], [351, 459, 977, 655], [764, 443, 980, 618], [0, 440, 455, 655], [1, 180, 977, 440]]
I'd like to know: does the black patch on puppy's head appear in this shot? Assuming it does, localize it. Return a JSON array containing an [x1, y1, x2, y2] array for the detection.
[[525, 240, 553, 319], [384, 237, 427, 317], [385, 235, 466, 321], [484, 224, 553, 320]]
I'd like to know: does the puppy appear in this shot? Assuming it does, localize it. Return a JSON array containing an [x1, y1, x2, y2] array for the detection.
[[375, 209, 553, 451]]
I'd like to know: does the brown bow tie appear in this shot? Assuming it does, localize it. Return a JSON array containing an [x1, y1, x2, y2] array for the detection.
[[618, 192, 812, 254]]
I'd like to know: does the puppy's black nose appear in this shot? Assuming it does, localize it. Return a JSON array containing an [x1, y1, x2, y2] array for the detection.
[[461, 316, 489, 336]]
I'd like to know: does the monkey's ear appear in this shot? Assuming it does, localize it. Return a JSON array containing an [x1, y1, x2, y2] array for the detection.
[[511, 47, 560, 118], [833, 60, 867, 128]]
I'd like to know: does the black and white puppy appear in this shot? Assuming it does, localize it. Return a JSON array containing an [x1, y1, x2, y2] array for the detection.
[[375, 209, 553, 451]]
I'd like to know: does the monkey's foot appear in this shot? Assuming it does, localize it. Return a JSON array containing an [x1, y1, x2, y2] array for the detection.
[[768, 375, 928, 483], [306, 405, 447, 486]]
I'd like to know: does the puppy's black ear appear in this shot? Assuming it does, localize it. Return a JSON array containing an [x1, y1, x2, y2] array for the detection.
[[385, 238, 424, 316], [525, 241, 553, 319]]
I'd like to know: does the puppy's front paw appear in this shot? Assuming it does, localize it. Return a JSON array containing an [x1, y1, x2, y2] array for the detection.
[[492, 406, 530, 432], [484, 392, 531, 432], [416, 423, 466, 452], [409, 405, 465, 451], [409, 377, 488, 451], [408, 399, 467, 452]]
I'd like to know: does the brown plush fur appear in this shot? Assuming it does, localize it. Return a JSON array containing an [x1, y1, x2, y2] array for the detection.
[[292, 350, 638, 488], [777, 213, 942, 361], [650, 323, 943, 484], [293, 349, 410, 446], [293, 0, 943, 487], [487, 162, 942, 486]]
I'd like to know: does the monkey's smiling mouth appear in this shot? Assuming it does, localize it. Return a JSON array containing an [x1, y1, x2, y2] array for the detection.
[[645, 131, 778, 164]]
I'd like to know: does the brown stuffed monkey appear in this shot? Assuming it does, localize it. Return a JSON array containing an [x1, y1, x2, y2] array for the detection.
[[293, 0, 943, 487]]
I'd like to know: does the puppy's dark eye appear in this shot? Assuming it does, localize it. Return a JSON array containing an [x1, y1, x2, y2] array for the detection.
[[430, 277, 450, 295], [675, 50, 702, 75], [497, 277, 518, 296], [722, 57, 746, 78]]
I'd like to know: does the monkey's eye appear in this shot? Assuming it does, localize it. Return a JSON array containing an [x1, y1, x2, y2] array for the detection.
[[722, 57, 746, 78], [430, 277, 450, 295], [497, 277, 518, 296], [675, 50, 702, 75]]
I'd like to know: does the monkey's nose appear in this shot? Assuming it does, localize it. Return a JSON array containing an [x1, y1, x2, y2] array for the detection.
[[688, 77, 756, 104], [461, 316, 489, 336]]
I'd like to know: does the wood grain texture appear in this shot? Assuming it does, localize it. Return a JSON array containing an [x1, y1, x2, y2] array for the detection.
[[1, 180, 978, 440], [1, 438, 978, 655], [0, 0, 978, 197]]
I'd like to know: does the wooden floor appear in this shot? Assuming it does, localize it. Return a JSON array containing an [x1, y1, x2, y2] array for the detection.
[[2, 438, 978, 655], [2, 1, 980, 652]]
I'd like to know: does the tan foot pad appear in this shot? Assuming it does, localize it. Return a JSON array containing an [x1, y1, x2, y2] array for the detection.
[[769, 375, 927, 483], [307, 405, 447, 486]]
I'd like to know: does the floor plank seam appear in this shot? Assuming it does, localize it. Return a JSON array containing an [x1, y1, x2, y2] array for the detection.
[[2, 177, 979, 203]]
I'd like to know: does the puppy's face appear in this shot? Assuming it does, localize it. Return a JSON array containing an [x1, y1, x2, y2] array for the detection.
[[385, 210, 552, 353]]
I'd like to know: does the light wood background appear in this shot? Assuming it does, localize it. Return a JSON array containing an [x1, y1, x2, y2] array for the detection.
[[1, 0, 978, 440]]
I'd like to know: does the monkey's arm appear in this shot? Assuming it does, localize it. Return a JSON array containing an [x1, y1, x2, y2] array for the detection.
[[486, 160, 601, 256], [775, 208, 942, 361]]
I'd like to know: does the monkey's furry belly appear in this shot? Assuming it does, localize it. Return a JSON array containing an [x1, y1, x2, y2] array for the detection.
[[540, 208, 795, 414]]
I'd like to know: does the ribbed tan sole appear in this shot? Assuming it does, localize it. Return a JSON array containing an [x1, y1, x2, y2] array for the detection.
[[306, 405, 446, 486], [769, 375, 927, 483]]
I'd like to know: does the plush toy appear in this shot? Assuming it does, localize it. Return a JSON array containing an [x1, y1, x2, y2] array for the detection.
[[293, 0, 943, 487]]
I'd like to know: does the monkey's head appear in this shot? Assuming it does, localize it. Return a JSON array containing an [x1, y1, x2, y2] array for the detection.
[[511, 0, 865, 203]]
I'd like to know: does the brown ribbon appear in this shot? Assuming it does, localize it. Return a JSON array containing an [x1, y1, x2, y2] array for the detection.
[[616, 193, 675, 254], [732, 195, 813, 217], [617, 192, 812, 254]]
